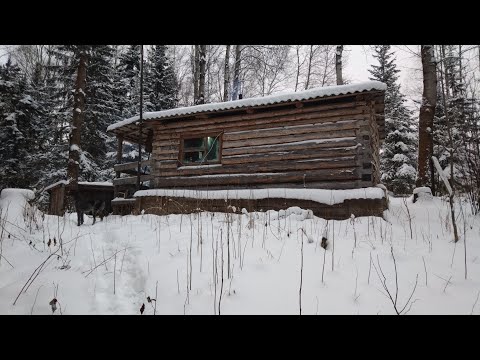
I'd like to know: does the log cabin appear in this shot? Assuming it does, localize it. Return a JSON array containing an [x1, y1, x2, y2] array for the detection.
[[107, 81, 388, 219]]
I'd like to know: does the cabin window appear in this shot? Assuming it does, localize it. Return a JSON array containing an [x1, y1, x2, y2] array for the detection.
[[180, 134, 222, 166]]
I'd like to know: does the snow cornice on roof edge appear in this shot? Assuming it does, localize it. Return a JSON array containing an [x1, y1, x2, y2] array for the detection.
[[107, 80, 387, 132]]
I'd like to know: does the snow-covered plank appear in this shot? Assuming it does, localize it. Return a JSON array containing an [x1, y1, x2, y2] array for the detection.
[[134, 187, 385, 206]]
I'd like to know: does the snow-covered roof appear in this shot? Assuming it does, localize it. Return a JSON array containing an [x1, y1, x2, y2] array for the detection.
[[44, 180, 113, 192], [107, 81, 387, 132]]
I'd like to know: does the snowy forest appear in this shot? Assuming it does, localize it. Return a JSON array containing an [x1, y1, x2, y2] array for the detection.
[[1, 44, 480, 315], [1, 45, 479, 208]]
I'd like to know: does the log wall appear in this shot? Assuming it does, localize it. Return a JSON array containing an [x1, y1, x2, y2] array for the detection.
[[148, 93, 383, 190]]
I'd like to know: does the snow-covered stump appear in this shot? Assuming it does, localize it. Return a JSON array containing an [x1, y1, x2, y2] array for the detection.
[[133, 188, 388, 220], [412, 186, 433, 203]]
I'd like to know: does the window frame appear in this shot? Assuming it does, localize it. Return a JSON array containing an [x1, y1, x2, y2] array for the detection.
[[178, 132, 223, 167]]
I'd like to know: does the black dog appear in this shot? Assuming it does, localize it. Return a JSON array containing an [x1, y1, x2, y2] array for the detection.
[[74, 195, 106, 226]]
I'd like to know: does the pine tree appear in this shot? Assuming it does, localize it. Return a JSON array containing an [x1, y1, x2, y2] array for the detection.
[[369, 45, 418, 194]]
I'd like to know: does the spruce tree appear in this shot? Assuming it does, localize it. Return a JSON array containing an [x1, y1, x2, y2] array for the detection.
[[0, 58, 44, 189], [115, 45, 141, 119], [83, 45, 121, 181], [145, 45, 177, 111], [369, 45, 418, 194]]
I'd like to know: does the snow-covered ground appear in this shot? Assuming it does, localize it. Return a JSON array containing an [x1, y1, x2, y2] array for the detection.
[[1, 188, 479, 315]]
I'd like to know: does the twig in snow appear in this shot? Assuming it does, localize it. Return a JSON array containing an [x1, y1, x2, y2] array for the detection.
[[113, 249, 117, 295], [219, 234, 224, 315], [82, 247, 132, 278], [471, 290, 480, 315], [422, 256, 428, 287], [367, 252, 372, 285], [30, 285, 43, 315], [299, 231, 304, 315], [434, 274, 453, 293], [13, 249, 61, 306], [177, 269, 180, 295], [0, 253, 14, 268], [372, 250, 419, 315]]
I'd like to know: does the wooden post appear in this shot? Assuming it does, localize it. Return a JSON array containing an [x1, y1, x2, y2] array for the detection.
[[116, 135, 123, 179], [369, 101, 381, 185], [114, 135, 123, 198], [137, 45, 144, 192]]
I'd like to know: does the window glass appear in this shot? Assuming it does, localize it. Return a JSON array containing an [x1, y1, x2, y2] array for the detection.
[[184, 138, 204, 149], [206, 136, 220, 161]]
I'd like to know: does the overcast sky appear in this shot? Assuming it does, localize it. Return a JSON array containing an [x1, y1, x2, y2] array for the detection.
[[346, 45, 422, 109], [0, 44, 423, 108]]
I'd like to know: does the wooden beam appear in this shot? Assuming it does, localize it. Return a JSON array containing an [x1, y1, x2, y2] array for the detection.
[[114, 159, 153, 173], [116, 136, 123, 179], [113, 175, 154, 186]]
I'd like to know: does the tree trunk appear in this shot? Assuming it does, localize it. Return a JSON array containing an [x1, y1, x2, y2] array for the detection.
[[335, 45, 344, 85], [438, 46, 459, 243], [294, 45, 301, 92], [223, 45, 231, 102], [198, 45, 206, 104], [232, 45, 242, 100], [193, 45, 199, 104], [305, 45, 314, 90], [416, 45, 437, 187], [67, 51, 88, 192]]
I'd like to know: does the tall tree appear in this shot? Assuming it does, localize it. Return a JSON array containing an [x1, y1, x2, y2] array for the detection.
[[197, 45, 206, 104], [0, 58, 44, 189], [369, 45, 417, 194], [67, 50, 88, 191], [82, 45, 120, 181], [417, 45, 437, 187], [116, 45, 141, 118], [232, 45, 242, 100], [335, 45, 344, 85], [223, 45, 231, 102], [145, 45, 177, 111]]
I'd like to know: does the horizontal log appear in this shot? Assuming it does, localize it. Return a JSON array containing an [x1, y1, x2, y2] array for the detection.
[[114, 159, 153, 173], [223, 119, 359, 142], [152, 139, 180, 148], [223, 129, 357, 149], [222, 138, 358, 156], [156, 160, 178, 170], [154, 168, 359, 188], [151, 99, 365, 129], [111, 198, 137, 205], [152, 148, 178, 156], [156, 157, 357, 177], [222, 147, 359, 165], [112, 175, 154, 186], [166, 180, 369, 191], [152, 114, 368, 143], [153, 107, 368, 135]]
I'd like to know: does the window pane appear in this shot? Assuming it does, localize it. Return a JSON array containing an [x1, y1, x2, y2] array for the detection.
[[183, 151, 204, 163], [184, 137, 204, 149], [206, 136, 220, 161]]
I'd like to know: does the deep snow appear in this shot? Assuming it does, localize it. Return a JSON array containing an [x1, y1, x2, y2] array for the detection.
[[1, 188, 479, 315]]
